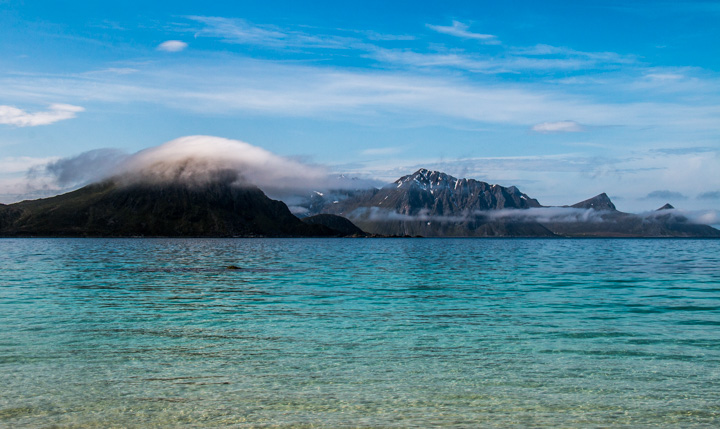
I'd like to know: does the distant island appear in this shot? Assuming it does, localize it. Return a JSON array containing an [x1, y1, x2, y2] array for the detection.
[[1, 168, 718, 238]]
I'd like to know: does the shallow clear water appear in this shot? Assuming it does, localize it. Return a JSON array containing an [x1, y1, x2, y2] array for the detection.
[[1, 238, 719, 427]]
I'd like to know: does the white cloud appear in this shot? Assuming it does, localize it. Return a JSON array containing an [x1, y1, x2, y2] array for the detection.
[[360, 147, 404, 156], [4, 60, 720, 137], [5, 136, 375, 203], [157, 40, 188, 52], [426, 21, 499, 43], [0, 103, 84, 127], [0, 156, 62, 203], [84, 67, 140, 75], [41, 148, 128, 187], [2, 59, 719, 134], [513, 44, 635, 64], [644, 73, 684, 82], [190, 16, 288, 46], [366, 47, 607, 73], [115, 136, 329, 193], [36, 136, 376, 199], [188, 16, 354, 49], [0, 156, 60, 174], [348, 206, 607, 224], [531, 120, 585, 133]]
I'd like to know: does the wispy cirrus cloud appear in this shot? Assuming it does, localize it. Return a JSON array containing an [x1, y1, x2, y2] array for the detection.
[[2, 60, 719, 133], [366, 46, 637, 74], [426, 21, 499, 44], [187, 16, 641, 75], [531, 120, 585, 133], [513, 44, 636, 64], [644, 190, 688, 200], [697, 191, 720, 200], [188, 16, 357, 49], [360, 147, 405, 156], [0, 103, 84, 127]]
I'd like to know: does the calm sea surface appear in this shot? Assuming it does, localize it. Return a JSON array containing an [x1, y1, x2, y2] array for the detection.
[[1, 238, 719, 427]]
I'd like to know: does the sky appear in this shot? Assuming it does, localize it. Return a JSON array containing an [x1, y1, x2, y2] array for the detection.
[[1, 0, 719, 213]]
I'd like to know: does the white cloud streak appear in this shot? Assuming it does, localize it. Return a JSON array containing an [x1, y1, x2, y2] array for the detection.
[[350, 206, 607, 224], [188, 16, 633, 74], [0, 103, 84, 127], [366, 48, 599, 73], [2, 61, 719, 135], [360, 147, 404, 156], [426, 21, 499, 43], [532, 120, 585, 133], [513, 44, 635, 64], [157, 40, 188, 52], [188, 16, 356, 49]]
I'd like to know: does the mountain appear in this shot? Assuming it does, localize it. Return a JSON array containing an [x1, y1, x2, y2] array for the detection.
[[3, 168, 717, 238], [544, 195, 719, 237], [570, 193, 617, 211], [301, 214, 368, 236], [305, 169, 720, 238], [541, 207, 720, 238], [313, 168, 540, 216], [307, 169, 552, 237], [0, 177, 350, 237]]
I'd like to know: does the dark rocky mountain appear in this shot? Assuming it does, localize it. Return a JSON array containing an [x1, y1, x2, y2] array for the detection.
[[301, 214, 368, 237], [2, 168, 717, 238], [304, 169, 720, 238], [541, 208, 720, 238], [658, 203, 675, 210], [306, 169, 551, 237], [312, 168, 540, 216], [0, 177, 350, 237], [570, 193, 617, 211]]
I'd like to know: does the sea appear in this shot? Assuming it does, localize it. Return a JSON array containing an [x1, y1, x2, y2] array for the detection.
[[1, 238, 719, 427]]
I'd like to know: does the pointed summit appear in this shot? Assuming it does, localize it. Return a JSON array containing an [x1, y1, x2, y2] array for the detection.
[[392, 169, 457, 191], [657, 203, 675, 211], [570, 193, 617, 211]]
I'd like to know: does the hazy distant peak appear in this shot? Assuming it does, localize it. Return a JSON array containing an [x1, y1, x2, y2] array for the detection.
[[657, 203, 675, 211], [571, 193, 617, 211]]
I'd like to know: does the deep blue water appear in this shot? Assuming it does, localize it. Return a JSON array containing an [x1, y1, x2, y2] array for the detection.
[[1, 238, 719, 427]]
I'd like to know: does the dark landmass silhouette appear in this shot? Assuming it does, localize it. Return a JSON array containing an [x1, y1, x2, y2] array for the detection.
[[1, 168, 718, 238]]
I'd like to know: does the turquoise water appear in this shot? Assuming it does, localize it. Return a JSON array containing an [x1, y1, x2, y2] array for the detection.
[[1, 238, 719, 427]]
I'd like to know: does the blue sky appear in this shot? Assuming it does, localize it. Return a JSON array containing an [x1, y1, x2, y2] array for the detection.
[[1, 0, 719, 213]]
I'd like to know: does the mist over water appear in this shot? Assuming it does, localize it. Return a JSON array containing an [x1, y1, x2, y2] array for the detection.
[[2, 238, 719, 427]]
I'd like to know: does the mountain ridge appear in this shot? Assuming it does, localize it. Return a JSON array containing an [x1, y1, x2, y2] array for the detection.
[[1, 168, 717, 238], [304, 169, 720, 238], [0, 179, 348, 237]]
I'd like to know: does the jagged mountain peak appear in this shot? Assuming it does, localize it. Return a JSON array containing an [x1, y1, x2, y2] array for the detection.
[[570, 193, 617, 211], [316, 168, 542, 221], [393, 169, 458, 190], [657, 203, 675, 211]]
